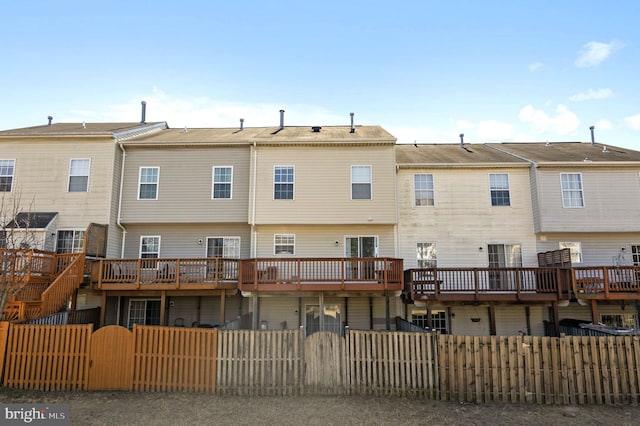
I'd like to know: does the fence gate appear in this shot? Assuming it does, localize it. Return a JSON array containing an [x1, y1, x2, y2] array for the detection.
[[305, 331, 347, 394], [88, 325, 134, 390]]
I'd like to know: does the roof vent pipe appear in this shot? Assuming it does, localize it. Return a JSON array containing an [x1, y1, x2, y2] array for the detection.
[[140, 101, 147, 124], [350, 112, 355, 133], [47, 116, 53, 126], [589, 125, 595, 145], [279, 109, 285, 130], [459, 133, 464, 147], [240, 118, 244, 131]]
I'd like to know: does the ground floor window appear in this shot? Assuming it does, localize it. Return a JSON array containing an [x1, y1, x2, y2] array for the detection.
[[127, 299, 161, 329], [411, 308, 448, 333], [305, 304, 342, 336], [56, 230, 85, 253], [601, 313, 638, 330]]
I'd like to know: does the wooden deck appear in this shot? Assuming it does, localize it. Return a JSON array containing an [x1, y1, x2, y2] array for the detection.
[[405, 267, 572, 302], [238, 258, 403, 292], [572, 266, 640, 300]]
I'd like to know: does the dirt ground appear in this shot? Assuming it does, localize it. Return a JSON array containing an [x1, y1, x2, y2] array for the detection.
[[1, 389, 640, 425]]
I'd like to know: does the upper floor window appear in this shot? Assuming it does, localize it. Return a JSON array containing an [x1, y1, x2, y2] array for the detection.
[[56, 230, 85, 253], [489, 173, 510, 206], [0, 159, 15, 192], [212, 166, 233, 199], [68, 159, 90, 192], [351, 165, 372, 200], [417, 242, 437, 268], [274, 166, 294, 200], [414, 174, 434, 206], [559, 241, 582, 263], [561, 173, 584, 208], [275, 234, 295, 255], [140, 236, 160, 258], [138, 167, 159, 200], [207, 236, 240, 258], [631, 245, 640, 266]]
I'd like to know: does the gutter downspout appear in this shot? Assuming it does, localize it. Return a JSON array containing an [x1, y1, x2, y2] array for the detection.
[[251, 140, 258, 258], [117, 142, 128, 258]]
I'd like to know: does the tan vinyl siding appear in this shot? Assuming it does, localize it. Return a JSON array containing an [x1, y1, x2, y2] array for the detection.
[[450, 306, 491, 335], [535, 167, 640, 232], [253, 225, 397, 257], [557, 302, 593, 322], [251, 145, 397, 224], [2, 139, 115, 228], [259, 297, 300, 330], [494, 305, 547, 336], [122, 223, 251, 258], [397, 167, 538, 268], [120, 146, 250, 223], [345, 297, 370, 330]]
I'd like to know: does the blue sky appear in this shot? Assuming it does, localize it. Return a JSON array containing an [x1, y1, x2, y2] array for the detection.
[[2, 1, 639, 149]]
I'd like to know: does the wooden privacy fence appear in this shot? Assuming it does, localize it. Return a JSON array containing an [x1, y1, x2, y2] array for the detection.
[[439, 335, 640, 405]]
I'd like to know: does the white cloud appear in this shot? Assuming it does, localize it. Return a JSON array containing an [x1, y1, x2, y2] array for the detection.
[[575, 41, 622, 68], [519, 104, 580, 136], [476, 120, 514, 141], [528, 62, 543, 72], [387, 126, 440, 145], [626, 113, 640, 130], [569, 88, 614, 102], [595, 119, 612, 131], [456, 120, 475, 130], [62, 87, 350, 128]]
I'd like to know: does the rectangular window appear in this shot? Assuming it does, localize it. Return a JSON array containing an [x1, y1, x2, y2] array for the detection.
[[140, 236, 160, 258], [212, 166, 233, 199], [274, 166, 294, 200], [559, 242, 582, 263], [489, 173, 510, 206], [632, 245, 640, 266], [351, 165, 372, 200], [0, 159, 15, 192], [127, 299, 161, 329], [411, 308, 448, 334], [274, 234, 295, 255], [68, 159, 90, 192], [138, 167, 159, 200], [561, 173, 584, 208], [56, 230, 85, 253], [206, 237, 240, 258], [417, 242, 437, 268], [414, 174, 434, 206], [601, 313, 638, 330]]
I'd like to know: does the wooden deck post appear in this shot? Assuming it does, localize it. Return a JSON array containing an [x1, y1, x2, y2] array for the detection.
[[159, 291, 167, 326], [99, 291, 107, 327], [219, 290, 226, 326], [590, 299, 599, 323], [551, 301, 560, 337], [488, 303, 496, 336]]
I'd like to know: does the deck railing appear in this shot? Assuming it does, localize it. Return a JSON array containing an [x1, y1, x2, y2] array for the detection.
[[573, 266, 640, 297], [238, 257, 403, 291], [96, 257, 239, 288], [406, 267, 571, 301]]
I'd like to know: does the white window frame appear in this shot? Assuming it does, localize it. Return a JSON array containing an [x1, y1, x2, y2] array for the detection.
[[414, 174, 434, 206], [560, 173, 584, 208], [206, 236, 241, 258], [411, 308, 448, 334], [140, 236, 161, 258], [559, 241, 582, 264], [351, 165, 372, 200], [138, 167, 159, 200], [417, 242, 437, 268], [68, 158, 91, 192], [56, 229, 85, 254], [273, 166, 295, 200], [212, 166, 233, 200], [274, 234, 295, 255], [0, 159, 16, 192], [489, 173, 510, 206]]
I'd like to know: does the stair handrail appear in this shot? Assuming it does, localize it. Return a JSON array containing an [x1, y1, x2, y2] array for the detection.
[[40, 253, 85, 317]]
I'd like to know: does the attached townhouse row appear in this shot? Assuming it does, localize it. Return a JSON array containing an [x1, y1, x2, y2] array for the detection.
[[2, 111, 640, 336]]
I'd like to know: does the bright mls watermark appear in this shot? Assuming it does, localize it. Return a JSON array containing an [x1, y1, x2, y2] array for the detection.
[[1, 404, 69, 425]]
